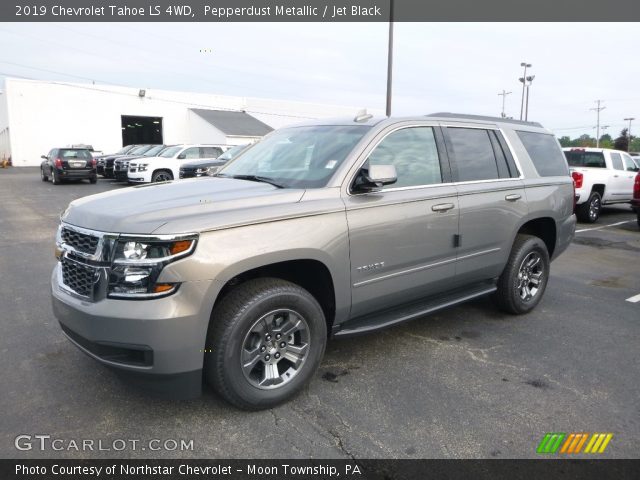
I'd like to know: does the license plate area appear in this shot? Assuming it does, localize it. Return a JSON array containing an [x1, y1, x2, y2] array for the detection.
[[69, 160, 87, 168]]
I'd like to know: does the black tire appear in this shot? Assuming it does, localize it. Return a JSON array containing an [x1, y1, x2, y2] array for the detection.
[[495, 234, 550, 315], [40, 167, 48, 182], [204, 278, 327, 410], [52, 171, 61, 185], [151, 170, 173, 183], [636, 211, 640, 228], [576, 191, 601, 223], [89, 176, 97, 184]]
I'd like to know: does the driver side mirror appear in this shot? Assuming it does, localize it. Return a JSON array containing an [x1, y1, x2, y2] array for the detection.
[[353, 164, 397, 192], [177, 153, 186, 159], [41, 155, 47, 160]]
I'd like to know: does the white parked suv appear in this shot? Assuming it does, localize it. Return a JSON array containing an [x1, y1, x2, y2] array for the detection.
[[128, 144, 227, 183], [563, 147, 639, 222]]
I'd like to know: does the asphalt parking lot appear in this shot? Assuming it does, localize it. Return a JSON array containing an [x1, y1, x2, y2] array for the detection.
[[1, 167, 638, 459]]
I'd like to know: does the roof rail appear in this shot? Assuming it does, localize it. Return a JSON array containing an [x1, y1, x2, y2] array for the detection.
[[426, 112, 543, 128]]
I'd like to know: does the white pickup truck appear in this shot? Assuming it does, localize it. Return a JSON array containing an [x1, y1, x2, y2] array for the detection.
[[563, 147, 640, 223]]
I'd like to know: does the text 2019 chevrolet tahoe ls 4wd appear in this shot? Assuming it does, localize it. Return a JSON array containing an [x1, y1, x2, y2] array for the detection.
[[52, 114, 576, 409]]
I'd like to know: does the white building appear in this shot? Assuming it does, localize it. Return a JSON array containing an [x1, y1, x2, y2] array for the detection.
[[0, 78, 377, 166]]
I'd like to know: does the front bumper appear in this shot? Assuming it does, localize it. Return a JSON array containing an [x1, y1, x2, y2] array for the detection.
[[51, 264, 216, 398]]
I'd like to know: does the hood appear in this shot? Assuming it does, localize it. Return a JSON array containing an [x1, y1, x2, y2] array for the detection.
[[181, 159, 226, 169], [61, 178, 306, 234]]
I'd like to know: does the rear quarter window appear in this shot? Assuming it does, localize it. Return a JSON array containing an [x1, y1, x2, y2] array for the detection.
[[516, 131, 569, 176]]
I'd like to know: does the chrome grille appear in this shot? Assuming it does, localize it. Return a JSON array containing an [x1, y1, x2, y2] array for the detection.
[[61, 258, 97, 298], [61, 227, 99, 254]]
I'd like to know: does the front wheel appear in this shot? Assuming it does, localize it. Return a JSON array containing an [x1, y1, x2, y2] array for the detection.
[[151, 170, 173, 183], [204, 278, 327, 410], [576, 191, 601, 223], [495, 234, 550, 315]]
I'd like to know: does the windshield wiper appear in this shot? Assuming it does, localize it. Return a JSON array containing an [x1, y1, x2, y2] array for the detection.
[[216, 174, 285, 189]]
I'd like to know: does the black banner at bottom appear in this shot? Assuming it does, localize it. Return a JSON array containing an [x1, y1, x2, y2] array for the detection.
[[3, 459, 639, 480]]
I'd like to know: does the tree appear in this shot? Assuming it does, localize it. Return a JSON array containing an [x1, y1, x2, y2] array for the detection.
[[577, 134, 595, 147], [599, 134, 613, 149], [558, 136, 572, 147], [614, 128, 629, 151]]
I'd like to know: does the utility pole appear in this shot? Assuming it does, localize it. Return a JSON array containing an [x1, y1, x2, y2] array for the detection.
[[385, 0, 394, 117], [498, 90, 512, 118], [624, 117, 635, 151], [590, 100, 606, 148], [519, 62, 531, 120]]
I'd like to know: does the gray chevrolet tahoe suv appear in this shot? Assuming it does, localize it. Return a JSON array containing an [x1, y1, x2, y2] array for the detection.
[[52, 113, 576, 409]]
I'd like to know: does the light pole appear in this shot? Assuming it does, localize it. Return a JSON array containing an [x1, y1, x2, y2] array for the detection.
[[498, 90, 512, 118], [524, 75, 535, 121], [519, 62, 531, 120], [385, 0, 394, 117], [624, 117, 635, 151]]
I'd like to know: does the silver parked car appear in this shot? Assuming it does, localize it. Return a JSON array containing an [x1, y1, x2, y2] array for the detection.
[[52, 113, 575, 409]]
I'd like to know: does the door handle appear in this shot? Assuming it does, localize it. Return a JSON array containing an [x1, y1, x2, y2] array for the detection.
[[432, 203, 455, 212], [613, 175, 619, 178], [505, 194, 522, 201]]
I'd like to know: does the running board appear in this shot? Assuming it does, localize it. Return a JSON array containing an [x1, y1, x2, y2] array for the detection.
[[334, 282, 497, 337]]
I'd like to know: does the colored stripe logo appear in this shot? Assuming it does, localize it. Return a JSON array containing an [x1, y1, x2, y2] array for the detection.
[[537, 433, 613, 454]]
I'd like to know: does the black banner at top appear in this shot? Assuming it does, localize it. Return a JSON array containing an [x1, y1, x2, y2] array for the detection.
[[2, 0, 640, 22]]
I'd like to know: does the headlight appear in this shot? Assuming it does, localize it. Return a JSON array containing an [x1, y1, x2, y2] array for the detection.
[[108, 235, 197, 299], [195, 168, 206, 176], [138, 163, 148, 172], [205, 166, 221, 176]]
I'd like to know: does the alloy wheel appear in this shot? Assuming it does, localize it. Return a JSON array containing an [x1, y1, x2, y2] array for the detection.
[[240, 309, 310, 390], [516, 252, 544, 301]]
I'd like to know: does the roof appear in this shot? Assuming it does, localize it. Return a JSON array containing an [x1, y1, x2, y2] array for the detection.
[[426, 112, 543, 128], [190, 109, 273, 137]]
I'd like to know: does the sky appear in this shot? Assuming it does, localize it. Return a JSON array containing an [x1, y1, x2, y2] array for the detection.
[[1, 22, 639, 138]]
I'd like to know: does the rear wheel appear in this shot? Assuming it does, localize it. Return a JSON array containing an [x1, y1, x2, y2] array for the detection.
[[151, 170, 173, 183], [52, 170, 61, 185], [40, 167, 48, 182], [204, 278, 327, 410], [495, 234, 550, 315], [576, 191, 601, 223], [89, 176, 97, 184]]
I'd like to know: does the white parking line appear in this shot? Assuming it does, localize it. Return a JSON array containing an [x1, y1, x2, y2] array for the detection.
[[575, 220, 635, 233], [625, 293, 640, 303]]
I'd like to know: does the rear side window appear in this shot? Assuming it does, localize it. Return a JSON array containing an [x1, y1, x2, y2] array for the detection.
[[610, 153, 624, 170], [59, 149, 91, 160], [564, 150, 606, 168], [516, 131, 568, 176], [446, 128, 499, 181]]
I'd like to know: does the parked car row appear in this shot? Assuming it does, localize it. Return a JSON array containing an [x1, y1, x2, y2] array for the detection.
[[40, 142, 253, 186]]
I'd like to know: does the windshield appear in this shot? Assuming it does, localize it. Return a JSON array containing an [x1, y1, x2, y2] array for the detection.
[[160, 146, 183, 158], [117, 145, 135, 154], [129, 145, 153, 155], [218, 144, 251, 161], [218, 125, 370, 188], [143, 145, 165, 157]]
